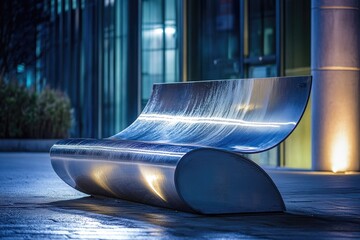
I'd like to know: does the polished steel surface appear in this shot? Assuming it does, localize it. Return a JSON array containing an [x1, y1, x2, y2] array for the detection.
[[50, 76, 311, 214], [112, 76, 311, 153]]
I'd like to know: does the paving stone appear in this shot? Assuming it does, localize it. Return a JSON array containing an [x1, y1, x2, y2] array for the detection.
[[0, 153, 359, 239]]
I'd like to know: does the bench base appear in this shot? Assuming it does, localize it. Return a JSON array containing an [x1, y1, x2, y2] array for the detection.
[[50, 139, 285, 214]]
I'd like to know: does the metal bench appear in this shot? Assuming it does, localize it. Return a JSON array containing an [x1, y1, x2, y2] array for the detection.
[[50, 76, 311, 214]]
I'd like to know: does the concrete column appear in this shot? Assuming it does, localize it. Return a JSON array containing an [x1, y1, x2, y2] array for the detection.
[[311, 0, 360, 171]]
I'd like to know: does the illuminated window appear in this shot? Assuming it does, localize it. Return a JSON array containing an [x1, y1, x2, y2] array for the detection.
[[141, 0, 179, 107], [72, 0, 76, 9], [57, 0, 62, 14]]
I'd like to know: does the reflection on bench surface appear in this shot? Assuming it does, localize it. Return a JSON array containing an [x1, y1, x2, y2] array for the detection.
[[50, 76, 311, 214]]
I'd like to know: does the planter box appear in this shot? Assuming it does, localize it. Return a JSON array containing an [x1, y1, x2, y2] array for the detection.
[[0, 139, 60, 152]]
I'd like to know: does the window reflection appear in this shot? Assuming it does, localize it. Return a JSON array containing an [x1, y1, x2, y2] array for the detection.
[[141, 0, 179, 107], [187, 0, 240, 80], [248, 65, 276, 78], [44, 0, 131, 138], [244, 0, 276, 78], [247, 0, 276, 58]]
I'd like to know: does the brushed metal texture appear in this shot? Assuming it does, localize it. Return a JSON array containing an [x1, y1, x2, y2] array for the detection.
[[50, 76, 311, 214]]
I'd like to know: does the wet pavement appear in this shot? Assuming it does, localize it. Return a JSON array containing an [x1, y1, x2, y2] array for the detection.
[[0, 152, 359, 239]]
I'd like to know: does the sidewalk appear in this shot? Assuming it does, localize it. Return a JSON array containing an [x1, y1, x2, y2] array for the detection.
[[0, 152, 359, 239]]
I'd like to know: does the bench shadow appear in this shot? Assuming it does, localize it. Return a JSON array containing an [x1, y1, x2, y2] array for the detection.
[[47, 196, 359, 239]]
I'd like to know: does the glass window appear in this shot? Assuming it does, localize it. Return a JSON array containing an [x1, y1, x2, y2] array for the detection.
[[57, 0, 62, 14], [247, 0, 276, 58], [141, 0, 179, 107], [44, 0, 132, 138], [244, 0, 276, 78], [187, 0, 240, 80], [282, 0, 311, 169], [51, 0, 55, 19], [248, 64, 276, 78], [65, 0, 69, 11], [72, 0, 77, 10], [284, 0, 310, 76]]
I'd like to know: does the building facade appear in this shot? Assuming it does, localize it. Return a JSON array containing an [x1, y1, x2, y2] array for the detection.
[[28, 0, 360, 170]]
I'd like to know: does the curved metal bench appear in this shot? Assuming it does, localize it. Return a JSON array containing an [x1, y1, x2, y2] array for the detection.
[[50, 76, 311, 214]]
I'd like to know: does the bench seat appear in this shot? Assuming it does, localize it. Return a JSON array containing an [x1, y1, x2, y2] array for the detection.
[[50, 76, 311, 214]]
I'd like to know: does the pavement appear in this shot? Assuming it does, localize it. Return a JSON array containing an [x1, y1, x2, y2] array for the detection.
[[0, 153, 359, 239]]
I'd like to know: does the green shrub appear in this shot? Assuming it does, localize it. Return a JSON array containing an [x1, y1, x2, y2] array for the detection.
[[0, 79, 71, 139]]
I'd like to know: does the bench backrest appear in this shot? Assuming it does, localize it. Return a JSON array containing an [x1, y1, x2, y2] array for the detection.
[[111, 76, 311, 153]]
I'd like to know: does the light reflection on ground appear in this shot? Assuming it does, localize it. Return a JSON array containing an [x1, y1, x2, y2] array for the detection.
[[1, 153, 360, 239]]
